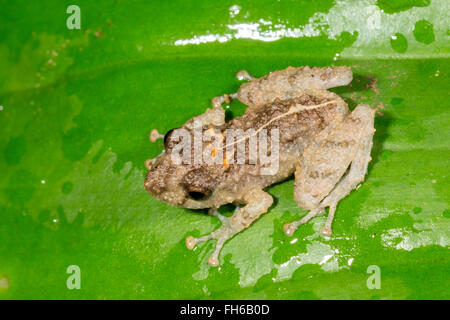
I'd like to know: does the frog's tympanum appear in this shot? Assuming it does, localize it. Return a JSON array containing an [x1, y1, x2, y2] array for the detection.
[[145, 66, 376, 266]]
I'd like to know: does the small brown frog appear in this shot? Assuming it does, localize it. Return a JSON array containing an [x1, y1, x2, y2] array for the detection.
[[145, 66, 375, 266]]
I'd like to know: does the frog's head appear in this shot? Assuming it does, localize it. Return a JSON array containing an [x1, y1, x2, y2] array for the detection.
[[145, 159, 221, 208], [144, 151, 188, 206], [144, 128, 221, 209]]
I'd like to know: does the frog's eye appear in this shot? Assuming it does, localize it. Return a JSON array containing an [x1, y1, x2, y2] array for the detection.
[[188, 190, 210, 200], [186, 184, 212, 200], [163, 128, 176, 149], [182, 168, 215, 201]]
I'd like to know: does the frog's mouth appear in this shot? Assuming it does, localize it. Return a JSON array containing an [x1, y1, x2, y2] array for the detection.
[[144, 157, 189, 206]]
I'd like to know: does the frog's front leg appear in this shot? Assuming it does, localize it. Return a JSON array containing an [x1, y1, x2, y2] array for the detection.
[[150, 91, 236, 144], [285, 104, 376, 237], [152, 70, 249, 138], [211, 93, 238, 109], [186, 188, 273, 266]]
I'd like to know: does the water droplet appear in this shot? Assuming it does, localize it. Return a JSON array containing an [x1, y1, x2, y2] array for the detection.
[[319, 254, 333, 265], [229, 5, 241, 18], [41, 180, 46, 184], [391, 97, 404, 105], [0, 105, 3, 111], [443, 209, 450, 218], [413, 19, 435, 44], [62, 181, 74, 194], [390, 33, 408, 53], [376, 0, 430, 14]]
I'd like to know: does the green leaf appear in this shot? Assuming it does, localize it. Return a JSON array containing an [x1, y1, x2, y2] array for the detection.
[[0, 0, 448, 299]]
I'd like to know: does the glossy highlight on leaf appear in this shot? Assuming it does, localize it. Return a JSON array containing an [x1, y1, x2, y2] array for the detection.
[[0, 0, 449, 299]]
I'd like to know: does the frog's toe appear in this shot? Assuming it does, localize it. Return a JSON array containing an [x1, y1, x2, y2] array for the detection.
[[320, 227, 332, 237], [185, 232, 225, 267], [283, 223, 296, 237], [284, 207, 324, 236], [285, 202, 337, 238], [149, 129, 164, 142], [207, 238, 225, 267], [208, 256, 219, 267], [236, 70, 253, 81], [185, 210, 232, 266], [185, 233, 214, 250]]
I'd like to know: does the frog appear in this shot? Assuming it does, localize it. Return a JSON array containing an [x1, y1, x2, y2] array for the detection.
[[144, 66, 376, 267]]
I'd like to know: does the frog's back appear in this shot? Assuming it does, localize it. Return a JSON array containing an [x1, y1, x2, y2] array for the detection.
[[217, 90, 348, 197], [237, 66, 352, 108]]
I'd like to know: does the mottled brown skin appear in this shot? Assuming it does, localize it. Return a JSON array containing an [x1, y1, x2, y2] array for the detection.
[[145, 67, 349, 209], [144, 66, 375, 266]]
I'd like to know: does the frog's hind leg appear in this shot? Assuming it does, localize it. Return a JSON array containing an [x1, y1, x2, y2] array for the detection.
[[285, 104, 375, 237], [210, 70, 253, 109], [186, 188, 273, 266], [184, 89, 241, 129]]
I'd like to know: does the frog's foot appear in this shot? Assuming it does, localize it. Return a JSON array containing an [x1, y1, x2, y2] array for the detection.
[[149, 128, 164, 142], [185, 207, 239, 266], [286, 104, 376, 237], [211, 93, 238, 109], [186, 188, 273, 266], [283, 206, 324, 236], [236, 70, 253, 81], [283, 202, 339, 237]]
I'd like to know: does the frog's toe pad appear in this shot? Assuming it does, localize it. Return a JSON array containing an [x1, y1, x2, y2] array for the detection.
[[185, 236, 197, 250], [320, 227, 332, 237], [185, 234, 224, 267], [283, 223, 296, 237], [207, 255, 219, 267]]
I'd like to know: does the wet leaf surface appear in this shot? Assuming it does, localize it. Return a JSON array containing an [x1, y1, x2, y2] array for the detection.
[[0, 0, 449, 299]]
